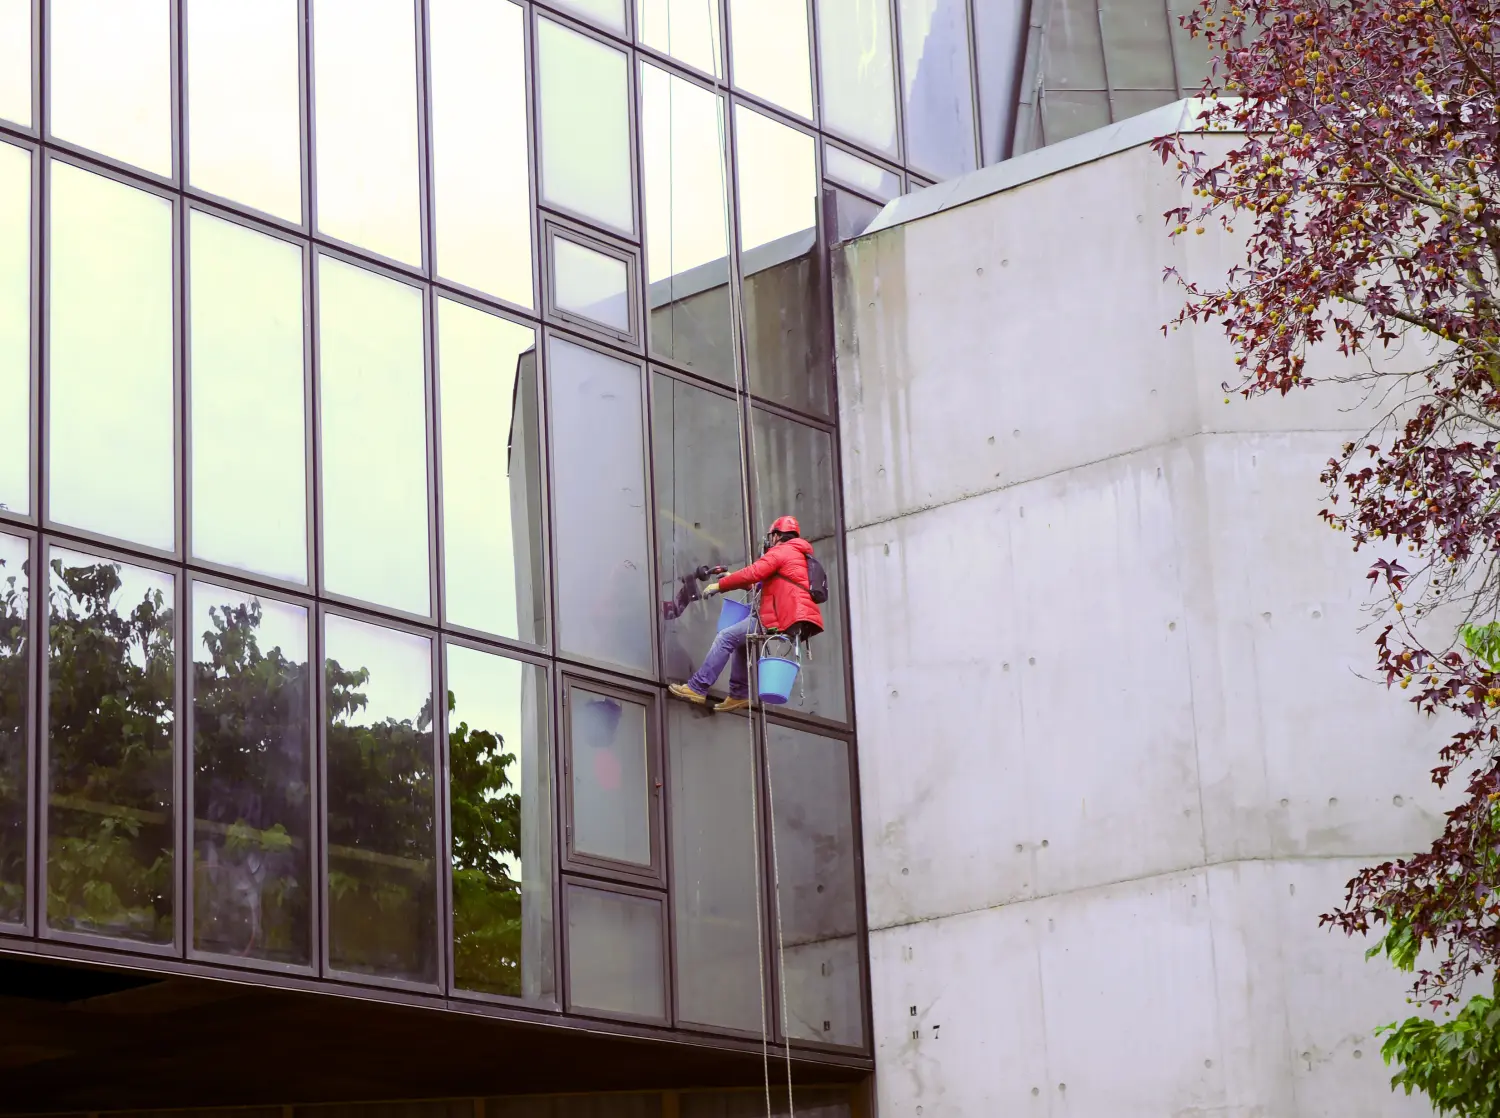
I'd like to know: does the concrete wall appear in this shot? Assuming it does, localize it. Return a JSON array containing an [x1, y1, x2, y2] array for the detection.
[[836, 136, 1452, 1116]]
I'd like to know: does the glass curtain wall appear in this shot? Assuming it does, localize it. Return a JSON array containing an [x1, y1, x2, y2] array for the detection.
[[0, 0, 870, 1058]]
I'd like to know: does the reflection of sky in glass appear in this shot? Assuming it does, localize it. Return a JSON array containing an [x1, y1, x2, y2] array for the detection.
[[312, 0, 422, 265], [0, 141, 28, 516], [447, 644, 526, 880], [729, 0, 813, 119], [438, 297, 532, 639], [735, 106, 817, 254], [187, 0, 303, 223], [537, 19, 633, 235], [50, 0, 172, 176], [641, 64, 728, 285], [817, 0, 899, 155], [0, 0, 30, 127], [325, 613, 431, 727], [638, 0, 721, 77], [429, 0, 532, 308], [189, 211, 307, 584], [553, 238, 629, 332], [51, 546, 174, 673], [825, 144, 900, 202], [192, 582, 307, 666], [899, 0, 977, 178], [552, 0, 626, 33], [318, 256, 430, 616], [49, 162, 175, 550]]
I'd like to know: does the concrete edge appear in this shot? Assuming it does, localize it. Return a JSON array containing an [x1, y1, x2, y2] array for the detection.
[[863, 97, 1242, 237]]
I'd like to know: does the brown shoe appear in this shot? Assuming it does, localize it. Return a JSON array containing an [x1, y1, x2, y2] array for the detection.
[[714, 696, 751, 713], [669, 682, 708, 705]]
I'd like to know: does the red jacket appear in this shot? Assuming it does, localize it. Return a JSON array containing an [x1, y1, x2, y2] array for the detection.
[[718, 538, 825, 635]]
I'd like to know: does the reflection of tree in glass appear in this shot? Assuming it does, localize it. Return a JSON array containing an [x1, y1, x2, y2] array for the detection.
[[192, 600, 311, 963], [36, 558, 527, 983], [0, 551, 26, 925], [46, 559, 175, 943], [325, 654, 438, 981], [448, 693, 524, 995]]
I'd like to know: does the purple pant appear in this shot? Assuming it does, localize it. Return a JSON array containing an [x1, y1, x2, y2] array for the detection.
[[689, 616, 756, 699]]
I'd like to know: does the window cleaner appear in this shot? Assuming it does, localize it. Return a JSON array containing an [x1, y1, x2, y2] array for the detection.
[[669, 516, 825, 712]]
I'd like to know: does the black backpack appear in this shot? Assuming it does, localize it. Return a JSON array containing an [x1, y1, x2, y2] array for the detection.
[[804, 554, 829, 604]]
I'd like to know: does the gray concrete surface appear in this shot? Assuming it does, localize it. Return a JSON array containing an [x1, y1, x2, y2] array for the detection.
[[837, 125, 1449, 1116]]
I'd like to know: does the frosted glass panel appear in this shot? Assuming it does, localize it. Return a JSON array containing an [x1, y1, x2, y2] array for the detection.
[[0, 0, 30, 127], [318, 256, 430, 615], [430, 0, 533, 308], [728, 0, 812, 119], [0, 142, 28, 517], [189, 211, 307, 583], [50, 0, 173, 176], [48, 163, 175, 549], [537, 19, 633, 234], [313, 0, 423, 265], [187, 0, 303, 223]]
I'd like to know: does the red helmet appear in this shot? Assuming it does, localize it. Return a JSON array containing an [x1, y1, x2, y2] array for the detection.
[[769, 515, 801, 535]]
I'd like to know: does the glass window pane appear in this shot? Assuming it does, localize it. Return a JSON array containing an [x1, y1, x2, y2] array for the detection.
[[1112, 89, 1178, 121], [552, 237, 631, 334], [0, 0, 30, 128], [547, 338, 652, 672], [831, 188, 882, 244], [191, 583, 311, 964], [668, 704, 762, 1032], [50, 0, 171, 176], [0, 532, 27, 926], [190, 212, 307, 584], [430, 0, 533, 308], [825, 145, 899, 203], [817, 0, 898, 154], [638, 0, 721, 77], [641, 64, 733, 384], [312, 0, 422, 265], [0, 141, 29, 517], [1100, 0, 1177, 90], [186, 0, 302, 223], [46, 548, 175, 944], [766, 724, 862, 1047], [899, 0, 977, 179], [48, 162, 175, 550], [734, 107, 829, 417], [318, 256, 430, 616], [438, 300, 544, 643], [1042, 89, 1110, 143], [653, 375, 749, 685], [448, 646, 554, 1000], [1044, 0, 1107, 89], [751, 409, 847, 721], [566, 884, 665, 1019], [537, 19, 633, 235], [553, 0, 626, 33], [325, 614, 436, 982], [728, 0, 812, 119], [568, 688, 650, 866], [973, 0, 1029, 164], [1170, 0, 1217, 93]]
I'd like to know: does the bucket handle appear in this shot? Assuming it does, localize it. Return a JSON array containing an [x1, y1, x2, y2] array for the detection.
[[761, 633, 796, 660]]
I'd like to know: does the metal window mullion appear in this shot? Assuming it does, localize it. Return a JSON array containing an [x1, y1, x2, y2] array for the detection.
[[1096, 0, 1116, 121]]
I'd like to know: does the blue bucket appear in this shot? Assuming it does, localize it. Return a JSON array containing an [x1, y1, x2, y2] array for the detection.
[[717, 597, 753, 632], [757, 655, 800, 705]]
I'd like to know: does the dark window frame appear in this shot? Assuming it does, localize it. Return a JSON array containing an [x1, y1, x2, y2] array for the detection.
[[542, 214, 643, 349]]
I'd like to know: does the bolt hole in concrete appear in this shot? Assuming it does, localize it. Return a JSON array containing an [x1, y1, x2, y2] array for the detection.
[[902, 867, 909, 875], [975, 267, 983, 276], [1002, 662, 1010, 671], [1001, 259, 1010, 266], [1354, 1049, 1364, 1059], [1312, 609, 1322, 619], [1058, 1084, 1067, 1092], [1329, 797, 1339, 807], [1014, 844, 1023, 853], [1280, 798, 1290, 808], [1028, 656, 1036, 665], [1041, 839, 1049, 848], [883, 543, 890, 555], [1168, 621, 1177, 631], [1012, 428, 1020, 437], [987, 435, 995, 444], [1394, 795, 1405, 806], [890, 690, 898, 699], [1205, 1059, 1213, 1068], [1262, 611, 1273, 622], [1031, 1088, 1040, 1097]]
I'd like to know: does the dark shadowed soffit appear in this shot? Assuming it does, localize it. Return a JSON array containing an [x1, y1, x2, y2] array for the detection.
[[0, 954, 867, 1114]]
